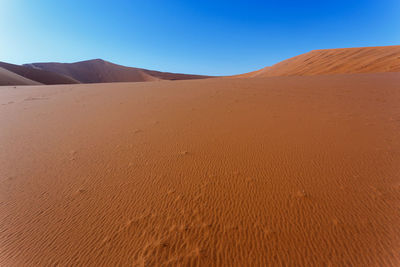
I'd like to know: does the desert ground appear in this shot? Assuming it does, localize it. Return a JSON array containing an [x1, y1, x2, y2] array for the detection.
[[1, 71, 400, 265]]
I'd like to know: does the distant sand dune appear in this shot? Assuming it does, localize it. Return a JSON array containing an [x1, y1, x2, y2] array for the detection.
[[0, 62, 79, 85], [24, 59, 211, 84], [0, 67, 42, 86]]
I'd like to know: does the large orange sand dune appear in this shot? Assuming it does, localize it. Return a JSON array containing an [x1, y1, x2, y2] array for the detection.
[[1, 73, 399, 266], [238, 45, 400, 77]]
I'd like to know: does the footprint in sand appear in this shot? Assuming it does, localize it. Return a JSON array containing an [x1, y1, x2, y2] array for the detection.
[[369, 186, 383, 197], [246, 177, 254, 182], [263, 228, 276, 236], [74, 188, 87, 195], [24, 96, 49, 101], [295, 190, 308, 198], [69, 150, 77, 161], [125, 219, 134, 227], [167, 189, 176, 195]]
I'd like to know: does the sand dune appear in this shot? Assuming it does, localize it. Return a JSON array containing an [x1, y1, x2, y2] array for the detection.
[[233, 67, 271, 78], [0, 62, 79, 85], [0, 67, 42, 86], [1, 73, 399, 266], [3, 45, 398, 86], [238, 45, 400, 77], [24, 59, 211, 83]]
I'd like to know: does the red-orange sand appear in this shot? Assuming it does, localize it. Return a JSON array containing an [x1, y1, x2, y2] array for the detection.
[[1, 73, 400, 266]]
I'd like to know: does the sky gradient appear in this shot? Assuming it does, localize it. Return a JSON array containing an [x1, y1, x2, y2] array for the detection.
[[1, 0, 399, 75]]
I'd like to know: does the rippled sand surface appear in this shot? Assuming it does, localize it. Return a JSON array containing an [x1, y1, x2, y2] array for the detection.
[[1, 73, 400, 266]]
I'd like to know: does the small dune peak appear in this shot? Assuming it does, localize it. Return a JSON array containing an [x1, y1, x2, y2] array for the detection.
[[92, 58, 106, 63], [82, 58, 109, 65]]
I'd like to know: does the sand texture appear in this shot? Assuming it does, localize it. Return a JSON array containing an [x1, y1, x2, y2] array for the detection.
[[1, 73, 400, 266], [238, 45, 400, 77]]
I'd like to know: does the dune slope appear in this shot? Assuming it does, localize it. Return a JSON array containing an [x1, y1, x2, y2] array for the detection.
[[0, 67, 42, 86], [1, 73, 399, 266], [240, 45, 400, 77], [0, 62, 79, 85], [25, 59, 211, 83]]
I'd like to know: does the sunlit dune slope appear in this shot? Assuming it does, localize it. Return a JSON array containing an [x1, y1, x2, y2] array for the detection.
[[238, 45, 400, 77]]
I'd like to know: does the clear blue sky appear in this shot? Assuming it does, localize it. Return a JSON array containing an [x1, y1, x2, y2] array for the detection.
[[1, 0, 399, 75]]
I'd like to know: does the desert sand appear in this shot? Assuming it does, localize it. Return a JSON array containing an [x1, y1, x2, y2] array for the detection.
[[1, 72, 399, 266]]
